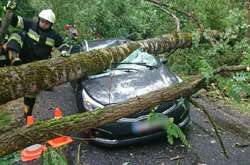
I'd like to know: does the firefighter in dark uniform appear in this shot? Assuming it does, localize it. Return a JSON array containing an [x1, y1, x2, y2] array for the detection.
[[4, 1, 63, 118]]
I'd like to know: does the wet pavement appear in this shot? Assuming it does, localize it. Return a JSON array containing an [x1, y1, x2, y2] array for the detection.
[[31, 83, 250, 165]]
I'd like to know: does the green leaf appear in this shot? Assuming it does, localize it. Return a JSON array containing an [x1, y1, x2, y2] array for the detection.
[[42, 147, 67, 165], [0, 151, 20, 164], [228, 83, 242, 103], [238, 82, 250, 95], [198, 59, 214, 83], [148, 112, 190, 147], [166, 117, 190, 147]]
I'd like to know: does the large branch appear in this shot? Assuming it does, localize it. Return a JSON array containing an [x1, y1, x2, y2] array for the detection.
[[0, 32, 211, 105], [0, 64, 248, 156], [214, 65, 250, 74], [0, 75, 205, 156]]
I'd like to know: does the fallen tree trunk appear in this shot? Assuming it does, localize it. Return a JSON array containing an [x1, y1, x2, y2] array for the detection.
[[0, 64, 249, 156], [0, 99, 24, 134], [0, 75, 205, 156], [0, 31, 219, 105]]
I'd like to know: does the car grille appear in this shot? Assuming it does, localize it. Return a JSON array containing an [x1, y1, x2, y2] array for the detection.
[[155, 101, 176, 113], [125, 101, 176, 118]]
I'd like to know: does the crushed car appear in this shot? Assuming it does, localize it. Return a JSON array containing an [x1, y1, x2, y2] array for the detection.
[[71, 47, 190, 146]]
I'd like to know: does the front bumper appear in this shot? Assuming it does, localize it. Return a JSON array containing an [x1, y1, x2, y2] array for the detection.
[[89, 101, 190, 146], [91, 114, 190, 147]]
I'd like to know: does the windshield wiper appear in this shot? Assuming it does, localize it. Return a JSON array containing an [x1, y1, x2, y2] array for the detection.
[[112, 62, 157, 69]]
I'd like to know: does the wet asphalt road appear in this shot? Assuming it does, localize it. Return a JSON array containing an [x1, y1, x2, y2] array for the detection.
[[33, 83, 250, 165]]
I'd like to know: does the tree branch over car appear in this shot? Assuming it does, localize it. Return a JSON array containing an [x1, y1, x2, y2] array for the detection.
[[0, 31, 221, 105], [0, 63, 248, 156]]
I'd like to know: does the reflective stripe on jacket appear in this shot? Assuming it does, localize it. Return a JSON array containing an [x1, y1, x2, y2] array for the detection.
[[8, 14, 63, 62]]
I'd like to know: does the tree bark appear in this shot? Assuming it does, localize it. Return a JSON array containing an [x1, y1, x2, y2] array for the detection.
[[0, 32, 195, 105], [0, 99, 24, 134], [0, 75, 205, 156], [0, 64, 248, 156], [0, 31, 221, 105]]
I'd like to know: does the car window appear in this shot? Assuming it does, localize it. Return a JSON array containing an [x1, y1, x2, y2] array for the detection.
[[116, 49, 158, 70], [89, 49, 158, 79]]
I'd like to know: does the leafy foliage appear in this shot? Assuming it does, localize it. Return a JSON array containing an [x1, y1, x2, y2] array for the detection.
[[0, 151, 20, 165], [0, 147, 68, 164], [198, 59, 214, 83], [216, 73, 250, 102], [148, 111, 190, 147], [166, 117, 190, 147], [42, 147, 68, 165], [0, 0, 249, 153]]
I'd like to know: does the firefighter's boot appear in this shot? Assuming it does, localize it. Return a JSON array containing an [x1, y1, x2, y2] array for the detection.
[[8, 50, 22, 66], [23, 104, 33, 119], [23, 96, 36, 119]]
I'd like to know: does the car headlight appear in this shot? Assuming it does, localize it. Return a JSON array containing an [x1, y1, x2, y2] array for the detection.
[[82, 89, 104, 111]]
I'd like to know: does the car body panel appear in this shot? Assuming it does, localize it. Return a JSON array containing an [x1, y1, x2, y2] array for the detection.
[[82, 66, 179, 105], [71, 42, 190, 146]]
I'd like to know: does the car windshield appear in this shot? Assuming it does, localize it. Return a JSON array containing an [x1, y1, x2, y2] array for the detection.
[[89, 49, 159, 79], [115, 49, 158, 70]]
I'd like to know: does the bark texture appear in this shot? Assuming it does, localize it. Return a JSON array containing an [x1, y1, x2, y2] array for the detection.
[[0, 64, 248, 156], [0, 75, 205, 156], [0, 32, 194, 105]]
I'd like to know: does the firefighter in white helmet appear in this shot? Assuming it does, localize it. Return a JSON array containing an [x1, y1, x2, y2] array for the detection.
[[4, 0, 63, 119]]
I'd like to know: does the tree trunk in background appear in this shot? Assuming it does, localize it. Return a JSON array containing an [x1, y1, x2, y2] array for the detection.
[[0, 75, 205, 156]]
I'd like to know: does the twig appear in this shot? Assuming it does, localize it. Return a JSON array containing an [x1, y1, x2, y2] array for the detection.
[[188, 97, 229, 158], [76, 143, 81, 165], [145, 1, 181, 32], [170, 155, 184, 161], [145, 0, 221, 46], [145, 0, 203, 29], [165, 47, 178, 59]]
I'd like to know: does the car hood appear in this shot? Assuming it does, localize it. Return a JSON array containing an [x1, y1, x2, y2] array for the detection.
[[82, 67, 180, 105]]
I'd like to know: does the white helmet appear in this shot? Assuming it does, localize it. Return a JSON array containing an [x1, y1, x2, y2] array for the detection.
[[38, 9, 56, 24]]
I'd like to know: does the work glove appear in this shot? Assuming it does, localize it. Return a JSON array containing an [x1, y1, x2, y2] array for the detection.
[[61, 50, 71, 57], [4, 0, 17, 11], [59, 43, 72, 57], [8, 50, 22, 66], [11, 57, 22, 66]]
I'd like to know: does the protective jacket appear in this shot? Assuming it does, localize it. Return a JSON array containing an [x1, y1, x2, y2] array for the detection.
[[6, 14, 63, 63]]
